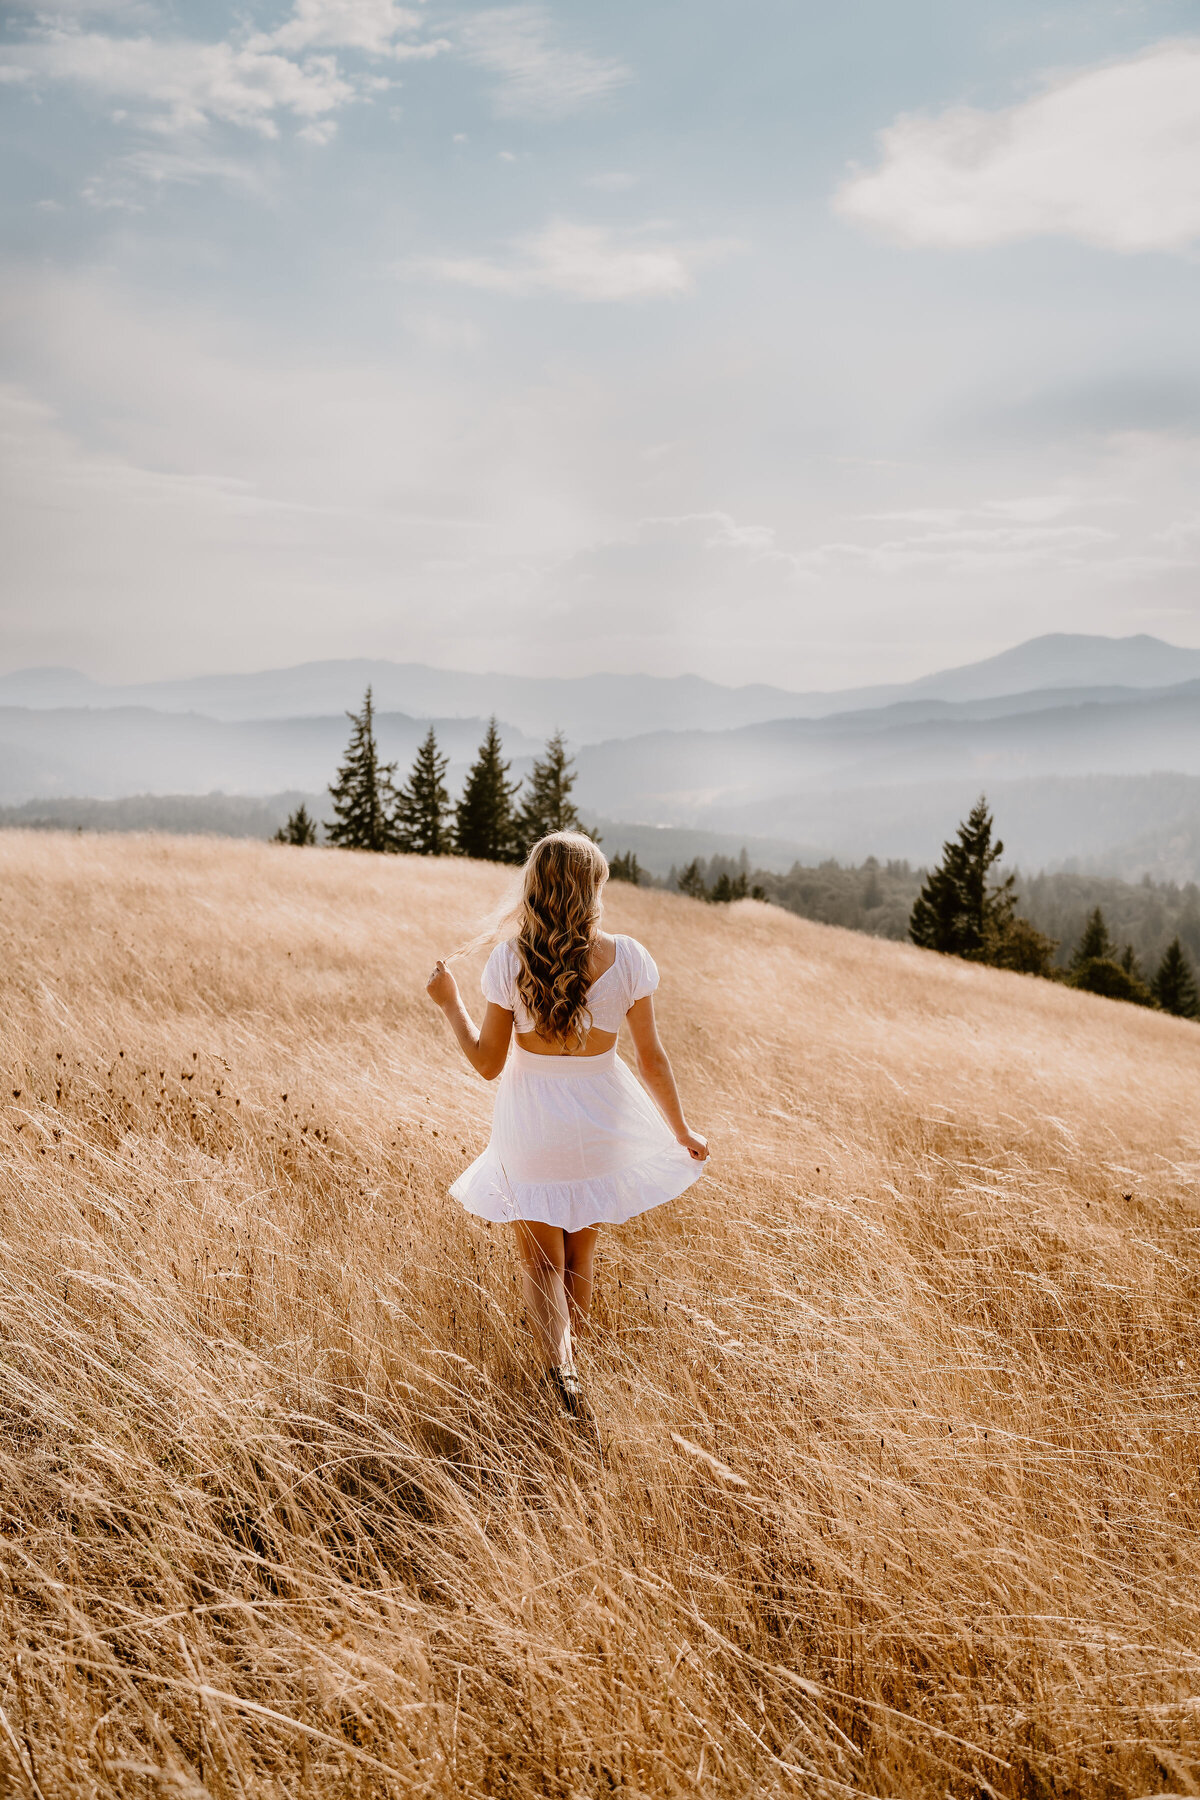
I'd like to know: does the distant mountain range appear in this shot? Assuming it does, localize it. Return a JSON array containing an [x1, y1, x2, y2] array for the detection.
[[4, 632, 1200, 739], [571, 681, 1200, 823], [4, 633, 1200, 877]]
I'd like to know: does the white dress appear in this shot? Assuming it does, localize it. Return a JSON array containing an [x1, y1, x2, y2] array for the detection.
[[449, 935, 705, 1232]]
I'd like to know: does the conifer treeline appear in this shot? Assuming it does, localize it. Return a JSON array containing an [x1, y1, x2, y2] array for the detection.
[[280, 686, 591, 863], [909, 795, 1199, 1018]]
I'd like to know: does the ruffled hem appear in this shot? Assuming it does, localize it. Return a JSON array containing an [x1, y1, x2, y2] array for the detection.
[[449, 1141, 703, 1231]]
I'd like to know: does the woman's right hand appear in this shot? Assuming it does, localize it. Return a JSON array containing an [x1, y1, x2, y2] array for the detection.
[[426, 959, 458, 1009], [678, 1128, 709, 1162]]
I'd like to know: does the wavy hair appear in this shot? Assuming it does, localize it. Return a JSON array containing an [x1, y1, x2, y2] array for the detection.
[[513, 832, 609, 1047]]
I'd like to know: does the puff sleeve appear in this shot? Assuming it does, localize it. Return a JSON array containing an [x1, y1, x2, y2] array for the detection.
[[481, 942, 516, 1010], [624, 937, 660, 1006]]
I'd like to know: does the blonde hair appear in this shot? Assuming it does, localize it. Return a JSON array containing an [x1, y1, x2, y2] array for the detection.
[[451, 832, 609, 1044], [512, 832, 608, 1046]]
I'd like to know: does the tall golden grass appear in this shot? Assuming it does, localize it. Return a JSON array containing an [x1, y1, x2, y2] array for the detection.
[[0, 828, 1197, 1798]]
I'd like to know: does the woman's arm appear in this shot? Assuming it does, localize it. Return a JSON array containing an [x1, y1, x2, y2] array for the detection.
[[624, 996, 708, 1161], [426, 961, 513, 1080]]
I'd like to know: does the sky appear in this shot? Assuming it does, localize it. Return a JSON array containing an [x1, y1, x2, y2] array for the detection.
[[2, 0, 1200, 691]]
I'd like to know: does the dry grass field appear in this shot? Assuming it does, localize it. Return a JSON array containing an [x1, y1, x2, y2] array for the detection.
[[1, 829, 1198, 1799]]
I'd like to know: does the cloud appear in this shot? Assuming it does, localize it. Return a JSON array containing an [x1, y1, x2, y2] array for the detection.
[[414, 219, 719, 300], [2, 29, 355, 136], [81, 143, 266, 207], [252, 0, 449, 61], [0, 0, 449, 147], [834, 40, 1200, 252], [458, 6, 629, 119], [633, 487, 1200, 591], [296, 118, 338, 145], [653, 510, 787, 556], [804, 519, 1117, 578], [263, 0, 420, 55]]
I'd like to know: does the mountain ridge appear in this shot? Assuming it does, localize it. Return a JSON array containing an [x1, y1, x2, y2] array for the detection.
[[5, 633, 1200, 739]]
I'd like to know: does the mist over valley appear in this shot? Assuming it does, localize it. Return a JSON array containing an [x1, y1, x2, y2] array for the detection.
[[6, 634, 1200, 879]]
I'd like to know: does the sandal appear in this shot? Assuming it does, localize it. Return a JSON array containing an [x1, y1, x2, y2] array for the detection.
[[545, 1365, 584, 1416]]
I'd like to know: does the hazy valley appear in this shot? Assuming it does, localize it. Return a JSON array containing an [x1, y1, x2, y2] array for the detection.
[[6, 634, 1200, 878]]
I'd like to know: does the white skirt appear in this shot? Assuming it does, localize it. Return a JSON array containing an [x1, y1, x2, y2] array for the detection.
[[449, 1045, 704, 1232]]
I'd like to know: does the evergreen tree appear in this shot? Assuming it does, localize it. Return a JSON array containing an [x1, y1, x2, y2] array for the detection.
[[987, 915, 1058, 977], [514, 731, 584, 853], [273, 803, 318, 846], [1070, 956, 1155, 1007], [909, 796, 1015, 960], [455, 718, 520, 862], [1067, 910, 1154, 1005], [676, 859, 709, 900], [1070, 907, 1115, 970], [710, 870, 749, 903], [325, 688, 402, 852], [609, 850, 643, 885], [395, 726, 451, 856], [1153, 937, 1200, 1018]]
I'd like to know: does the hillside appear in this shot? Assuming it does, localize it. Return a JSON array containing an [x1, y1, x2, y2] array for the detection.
[[1, 832, 1198, 1797]]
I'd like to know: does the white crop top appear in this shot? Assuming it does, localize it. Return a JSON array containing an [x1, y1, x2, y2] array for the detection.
[[481, 935, 659, 1034]]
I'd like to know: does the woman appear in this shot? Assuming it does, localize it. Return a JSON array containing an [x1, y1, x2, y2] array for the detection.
[[426, 831, 709, 1413]]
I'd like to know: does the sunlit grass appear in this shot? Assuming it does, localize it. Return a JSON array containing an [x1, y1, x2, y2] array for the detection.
[[0, 828, 1197, 1797]]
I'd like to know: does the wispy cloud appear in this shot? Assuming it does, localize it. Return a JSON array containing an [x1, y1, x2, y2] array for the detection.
[[413, 219, 721, 301], [653, 511, 784, 555], [835, 39, 1200, 252], [458, 5, 630, 120], [250, 0, 449, 62], [2, 31, 354, 137], [0, 0, 448, 146], [261, 0, 424, 56], [81, 143, 267, 208]]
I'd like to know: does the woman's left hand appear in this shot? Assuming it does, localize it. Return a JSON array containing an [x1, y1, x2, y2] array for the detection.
[[426, 959, 458, 1008]]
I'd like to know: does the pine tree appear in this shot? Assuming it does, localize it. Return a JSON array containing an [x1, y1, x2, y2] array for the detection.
[[272, 803, 318, 846], [325, 688, 402, 852], [514, 731, 584, 853], [710, 871, 749, 903], [1067, 908, 1154, 1006], [609, 850, 643, 885], [1071, 908, 1115, 970], [455, 718, 520, 863], [395, 726, 451, 856], [909, 796, 1014, 960], [1153, 937, 1200, 1018], [676, 859, 709, 900]]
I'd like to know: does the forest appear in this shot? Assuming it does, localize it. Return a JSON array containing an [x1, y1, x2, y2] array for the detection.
[[657, 848, 1200, 977]]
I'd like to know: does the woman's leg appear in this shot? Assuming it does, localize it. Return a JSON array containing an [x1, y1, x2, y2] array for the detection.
[[512, 1221, 573, 1370], [563, 1226, 600, 1336]]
